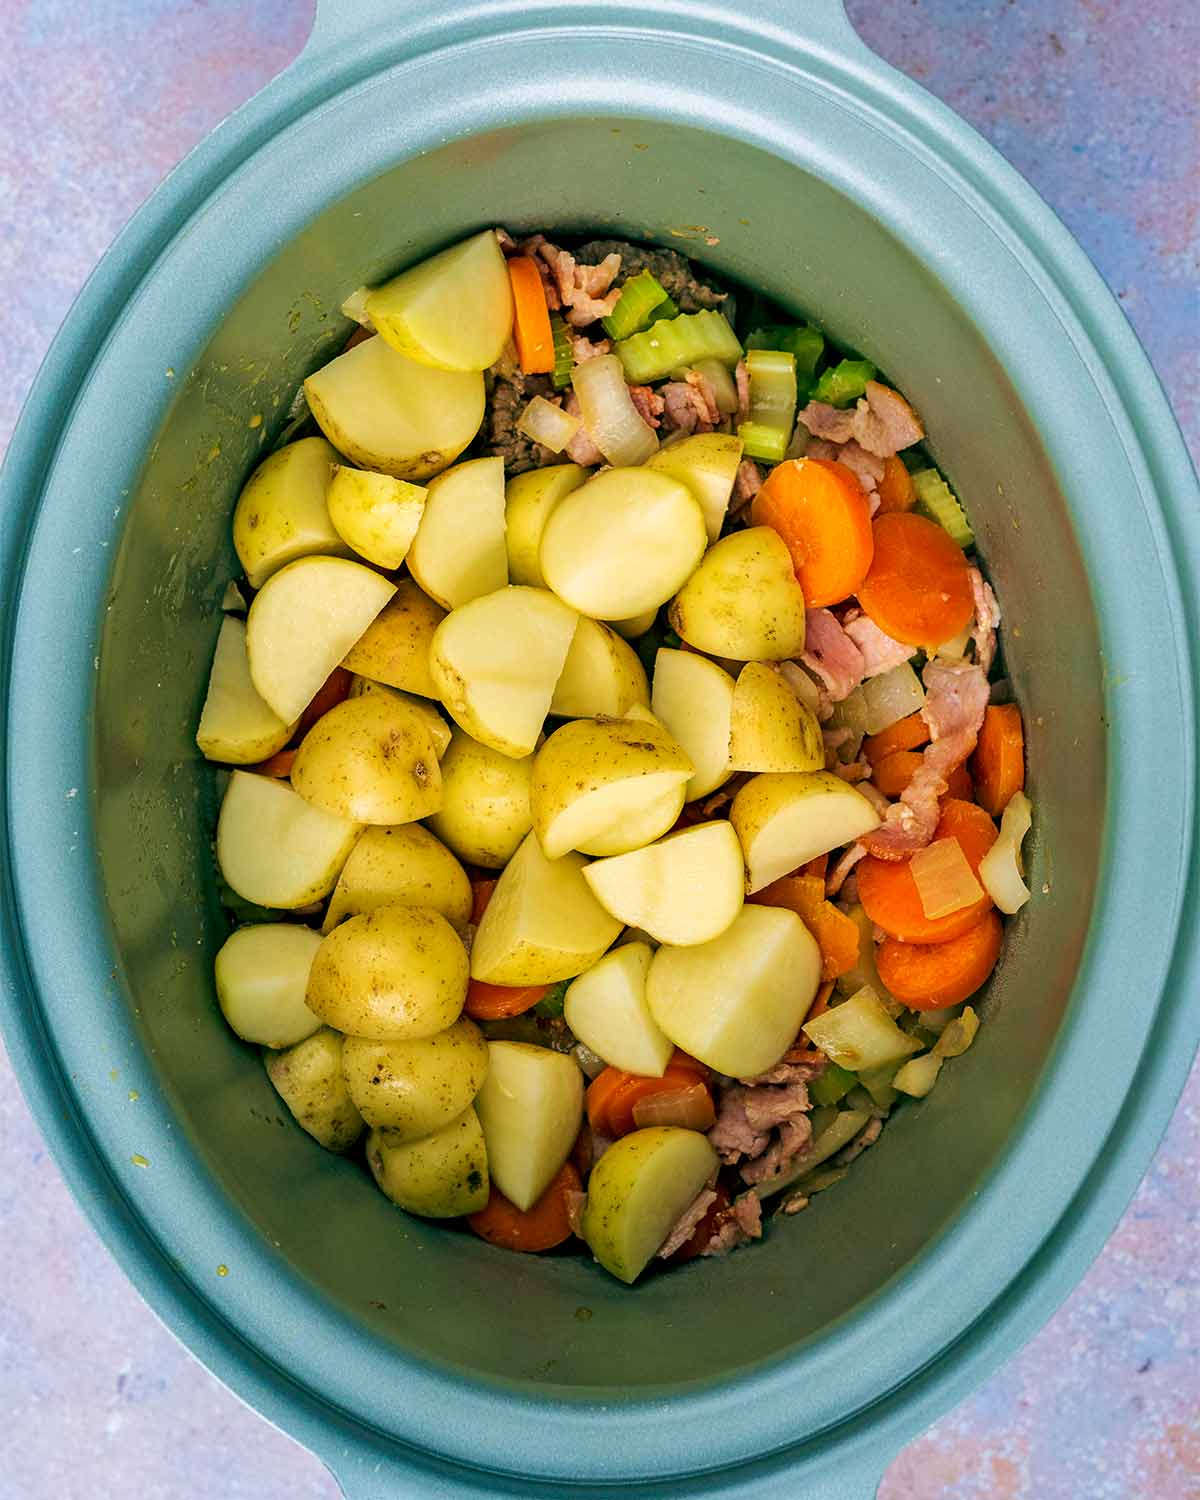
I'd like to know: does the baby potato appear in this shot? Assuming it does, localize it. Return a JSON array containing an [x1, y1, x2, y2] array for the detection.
[[290, 693, 443, 825], [342, 1017, 489, 1140], [728, 662, 824, 773], [321, 823, 471, 933], [549, 618, 649, 720], [326, 465, 427, 570], [650, 647, 736, 800], [214, 923, 323, 1048], [426, 727, 534, 870], [645, 431, 744, 542], [669, 526, 807, 661], [341, 579, 446, 701], [563, 941, 673, 1077], [232, 436, 351, 589], [306, 904, 468, 1040], [504, 463, 589, 588], [367, 1109, 489, 1217], [406, 456, 508, 611], [729, 770, 881, 893], [196, 616, 293, 766], [346, 677, 452, 758], [474, 1042, 583, 1211], [217, 770, 362, 910], [265, 1028, 365, 1152], [304, 333, 485, 481]]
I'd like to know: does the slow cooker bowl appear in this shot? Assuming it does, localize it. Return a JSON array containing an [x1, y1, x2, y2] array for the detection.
[[2, 3, 1197, 1496]]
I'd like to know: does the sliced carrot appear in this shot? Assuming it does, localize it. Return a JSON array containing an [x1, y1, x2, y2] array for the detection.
[[250, 748, 297, 779], [668, 1182, 731, 1264], [802, 853, 829, 880], [467, 1161, 582, 1252], [751, 874, 860, 981], [292, 666, 352, 741], [863, 711, 929, 766], [857, 512, 974, 648], [872, 750, 972, 802], [507, 256, 555, 375], [875, 453, 916, 514], [857, 799, 997, 944], [750, 457, 874, 608], [587, 1055, 712, 1139], [585, 1068, 628, 1139], [464, 980, 549, 1021], [876, 910, 1003, 1009], [971, 703, 1026, 817], [470, 879, 497, 926]]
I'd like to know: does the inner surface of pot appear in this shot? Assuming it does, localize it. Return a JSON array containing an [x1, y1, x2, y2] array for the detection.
[[93, 114, 1103, 1390]]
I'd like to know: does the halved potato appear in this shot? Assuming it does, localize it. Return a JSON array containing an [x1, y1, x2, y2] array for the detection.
[[196, 616, 293, 765], [232, 436, 350, 589], [728, 662, 824, 773], [474, 1041, 583, 1211], [217, 771, 361, 909], [645, 432, 743, 542], [505, 463, 589, 587], [540, 467, 707, 619], [563, 941, 673, 1077], [246, 555, 396, 724], [669, 527, 806, 661], [367, 1109, 489, 1217], [582, 1127, 719, 1284], [214, 923, 324, 1048], [290, 693, 442, 825], [429, 586, 579, 758], [729, 771, 882, 893], [321, 823, 471, 933], [346, 677, 452, 758], [550, 618, 649, 719], [646, 904, 822, 1077], [531, 716, 693, 859], [304, 334, 485, 480], [265, 1028, 364, 1152], [470, 832, 622, 986], [406, 456, 508, 610], [582, 821, 745, 947], [610, 607, 659, 640], [650, 647, 735, 800], [341, 579, 445, 700], [425, 727, 534, 869], [342, 1017, 489, 1140], [326, 465, 427, 570], [363, 231, 514, 372]]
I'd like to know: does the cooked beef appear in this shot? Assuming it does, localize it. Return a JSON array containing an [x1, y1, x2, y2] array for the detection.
[[486, 367, 555, 474], [656, 1187, 718, 1259], [802, 608, 866, 703]]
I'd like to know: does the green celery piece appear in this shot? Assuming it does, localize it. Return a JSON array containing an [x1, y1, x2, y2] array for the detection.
[[738, 348, 797, 464], [912, 468, 974, 547], [602, 270, 670, 340], [809, 1062, 857, 1107], [614, 310, 742, 384], [532, 980, 570, 1020], [738, 422, 790, 462], [811, 357, 876, 408], [550, 314, 574, 390], [646, 294, 680, 324], [746, 324, 824, 385]]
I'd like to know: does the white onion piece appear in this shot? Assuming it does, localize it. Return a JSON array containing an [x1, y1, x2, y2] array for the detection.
[[631, 1082, 716, 1132], [933, 625, 971, 660], [779, 659, 823, 713], [979, 790, 1032, 913], [340, 286, 374, 327], [571, 354, 659, 466], [691, 358, 740, 415], [910, 837, 983, 920], [892, 1052, 943, 1098], [933, 1004, 980, 1058], [861, 662, 925, 735], [826, 686, 869, 756], [517, 395, 581, 453]]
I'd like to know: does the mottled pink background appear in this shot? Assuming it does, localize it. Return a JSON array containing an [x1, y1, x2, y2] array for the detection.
[[0, 2, 1196, 1496]]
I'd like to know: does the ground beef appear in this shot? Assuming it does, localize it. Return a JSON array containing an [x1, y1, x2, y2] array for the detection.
[[572, 239, 728, 312], [485, 366, 555, 474]]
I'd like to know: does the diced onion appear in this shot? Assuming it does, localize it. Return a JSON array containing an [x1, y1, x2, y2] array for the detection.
[[340, 286, 374, 327], [826, 686, 869, 756], [861, 662, 925, 735], [517, 395, 581, 453], [692, 357, 740, 415], [570, 353, 659, 466], [802, 986, 920, 1072], [979, 790, 1032, 914], [910, 837, 983, 920], [933, 1004, 980, 1059], [892, 1052, 943, 1098], [632, 1082, 716, 1132], [933, 625, 971, 660], [779, 660, 823, 713]]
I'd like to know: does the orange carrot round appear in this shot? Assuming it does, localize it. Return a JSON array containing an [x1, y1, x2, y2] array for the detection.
[[750, 456, 874, 608], [467, 1161, 582, 1252], [293, 666, 353, 741], [857, 513, 974, 647], [863, 711, 929, 765], [857, 799, 997, 943], [587, 1054, 711, 1138], [463, 980, 549, 1021], [875, 454, 916, 514], [971, 703, 1026, 816], [750, 874, 860, 980], [876, 909, 1003, 1008], [872, 750, 971, 802], [507, 256, 555, 375]]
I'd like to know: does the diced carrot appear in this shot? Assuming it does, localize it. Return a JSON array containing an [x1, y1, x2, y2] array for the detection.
[[668, 1182, 730, 1264], [750, 457, 875, 608], [802, 853, 829, 880], [750, 874, 860, 981], [587, 1056, 712, 1139], [585, 1068, 629, 1139], [507, 256, 555, 375], [249, 748, 297, 779], [875, 454, 916, 514], [863, 711, 929, 765], [467, 1161, 582, 1252], [871, 749, 972, 802], [857, 799, 997, 944], [464, 980, 548, 1021], [876, 910, 1003, 1009], [971, 703, 1026, 817], [857, 513, 974, 647], [292, 666, 352, 741], [470, 879, 497, 925]]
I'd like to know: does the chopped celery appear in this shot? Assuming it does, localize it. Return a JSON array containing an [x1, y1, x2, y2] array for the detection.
[[647, 294, 680, 324], [755, 1108, 872, 1199], [933, 1004, 980, 1059], [788, 1165, 847, 1197], [614, 310, 742, 385], [550, 314, 574, 390], [892, 1052, 944, 1098], [809, 1062, 857, 1107], [857, 1062, 901, 1110], [803, 985, 921, 1071], [842, 1085, 878, 1116], [811, 357, 876, 408], [737, 349, 797, 465], [602, 270, 671, 340], [808, 1104, 839, 1141], [532, 979, 570, 1020], [912, 468, 973, 547], [738, 421, 790, 463], [746, 324, 824, 386]]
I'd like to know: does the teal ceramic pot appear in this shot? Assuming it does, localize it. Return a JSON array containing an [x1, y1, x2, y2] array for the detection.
[[1, 2, 1197, 1495]]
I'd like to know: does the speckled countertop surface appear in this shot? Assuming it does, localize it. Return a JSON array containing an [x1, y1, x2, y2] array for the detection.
[[0, 2, 1196, 1496]]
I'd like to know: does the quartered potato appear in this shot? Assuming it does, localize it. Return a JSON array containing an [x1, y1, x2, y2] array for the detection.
[[326, 465, 427, 570], [265, 1028, 365, 1152], [609, 607, 659, 640], [246, 555, 395, 724], [729, 770, 881, 893], [214, 923, 323, 1048], [346, 677, 452, 758], [196, 616, 293, 765], [669, 526, 807, 661], [290, 693, 443, 825], [342, 1017, 489, 1140], [728, 662, 824, 773], [341, 578, 446, 700], [549, 618, 649, 720], [426, 727, 534, 870], [563, 941, 673, 1078], [504, 463, 589, 588], [232, 436, 351, 589], [321, 823, 471, 934], [650, 647, 735, 801], [217, 770, 361, 910], [645, 432, 744, 542], [582, 821, 745, 947], [406, 456, 508, 611], [474, 1041, 583, 1211], [367, 1109, 489, 1218], [304, 333, 485, 480]]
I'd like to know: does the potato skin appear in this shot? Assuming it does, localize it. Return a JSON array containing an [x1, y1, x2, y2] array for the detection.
[[322, 823, 471, 934], [306, 904, 468, 1040], [366, 1110, 489, 1217], [265, 1028, 365, 1152], [669, 526, 807, 661], [342, 1018, 489, 1140], [342, 579, 447, 700], [291, 693, 443, 826], [426, 728, 534, 869]]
